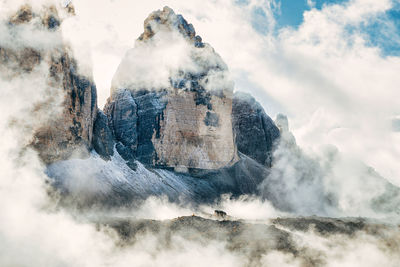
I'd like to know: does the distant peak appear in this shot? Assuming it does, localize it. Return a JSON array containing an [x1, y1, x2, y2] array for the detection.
[[8, 3, 75, 29], [138, 6, 204, 48]]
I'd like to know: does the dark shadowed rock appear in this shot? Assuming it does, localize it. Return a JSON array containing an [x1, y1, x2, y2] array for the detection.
[[92, 110, 114, 160], [104, 89, 138, 154], [232, 92, 280, 166], [104, 89, 168, 167], [131, 90, 169, 165]]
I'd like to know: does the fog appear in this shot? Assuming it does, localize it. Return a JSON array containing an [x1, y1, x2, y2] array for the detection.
[[0, 0, 399, 266]]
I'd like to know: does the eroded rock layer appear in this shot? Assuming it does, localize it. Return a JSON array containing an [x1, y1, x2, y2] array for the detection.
[[105, 7, 238, 171], [153, 89, 237, 170], [0, 4, 97, 163], [34, 49, 97, 163]]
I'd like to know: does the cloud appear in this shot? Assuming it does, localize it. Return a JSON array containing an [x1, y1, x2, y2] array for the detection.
[[1, 0, 400, 266], [307, 0, 316, 8]]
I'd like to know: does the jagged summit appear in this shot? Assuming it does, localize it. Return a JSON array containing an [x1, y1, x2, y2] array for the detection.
[[105, 7, 240, 171], [100, 7, 281, 173], [7, 2, 74, 29], [138, 6, 204, 48], [7, 4, 60, 30], [111, 6, 228, 94]]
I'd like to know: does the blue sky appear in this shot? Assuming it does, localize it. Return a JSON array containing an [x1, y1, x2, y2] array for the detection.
[[242, 0, 400, 56], [274, 0, 349, 27]]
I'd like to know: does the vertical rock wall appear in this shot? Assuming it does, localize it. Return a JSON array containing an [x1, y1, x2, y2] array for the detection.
[[106, 7, 238, 171], [232, 92, 280, 166], [0, 4, 97, 163], [152, 89, 237, 170], [34, 50, 97, 163]]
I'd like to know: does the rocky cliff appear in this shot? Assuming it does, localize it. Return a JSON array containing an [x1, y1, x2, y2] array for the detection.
[[232, 92, 280, 166], [0, 4, 97, 163], [5, 5, 281, 205], [47, 6, 280, 206], [104, 7, 239, 171], [100, 7, 279, 173]]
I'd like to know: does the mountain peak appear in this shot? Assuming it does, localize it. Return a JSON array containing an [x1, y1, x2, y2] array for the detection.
[[138, 6, 204, 48]]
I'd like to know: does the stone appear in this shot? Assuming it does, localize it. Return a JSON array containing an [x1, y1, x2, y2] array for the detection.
[[104, 89, 168, 167], [0, 4, 98, 164], [105, 88, 238, 171], [8, 4, 33, 25], [92, 110, 114, 160], [0, 47, 42, 75], [106, 6, 238, 171], [33, 49, 98, 163], [104, 89, 138, 153], [138, 6, 202, 47], [151, 89, 238, 170], [232, 92, 280, 166]]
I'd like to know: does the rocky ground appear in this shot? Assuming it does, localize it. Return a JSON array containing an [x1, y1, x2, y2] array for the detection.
[[97, 214, 400, 267]]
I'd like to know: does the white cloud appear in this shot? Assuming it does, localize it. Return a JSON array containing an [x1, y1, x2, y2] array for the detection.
[[1, 0, 400, 266], [307, 0, 315, 8]]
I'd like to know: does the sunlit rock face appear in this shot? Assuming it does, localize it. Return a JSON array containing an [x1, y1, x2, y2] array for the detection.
[[0, 4, 97, 163], [106, 7, 238, 171]]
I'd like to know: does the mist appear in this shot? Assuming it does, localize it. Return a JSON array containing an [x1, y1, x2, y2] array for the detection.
[[1, 0, 400, 266]]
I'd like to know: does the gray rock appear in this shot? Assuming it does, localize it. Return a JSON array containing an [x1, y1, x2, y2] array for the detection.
[[92, 110, 114, 160], [104, 89, 169, 168], [132, 90, 168, 165], [232, 92, 280, 166], [104, 89, 138, 153]]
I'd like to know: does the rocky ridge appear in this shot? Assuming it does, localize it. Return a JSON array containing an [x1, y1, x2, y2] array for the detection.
[[98, 6, 279, 174], [101, 215, 400, 267], [4, 4, 400, 216], [105, 7, 239, 171], [0, 4, 97, 163], [4, 4, 280, 205]]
